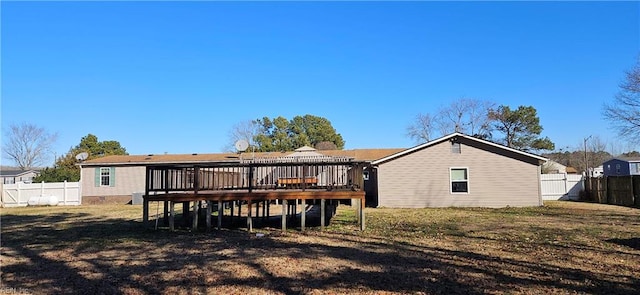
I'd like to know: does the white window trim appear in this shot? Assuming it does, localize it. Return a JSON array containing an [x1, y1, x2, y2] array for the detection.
[[100, 167, 111, 187], [450, 167, 469, 194]]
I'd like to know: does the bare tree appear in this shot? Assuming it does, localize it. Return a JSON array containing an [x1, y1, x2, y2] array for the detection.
[[2, 123, 58, 170], [406, 98, 495, 143], [587, 135, 611, 169], [603, 58, 640, 143], [406, 113, 435, 144], [466, 99, 496, 138], [223, 120, 261, 152]]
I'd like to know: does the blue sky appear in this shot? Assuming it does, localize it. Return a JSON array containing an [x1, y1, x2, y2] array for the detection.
[[1, 1, 639, 164]]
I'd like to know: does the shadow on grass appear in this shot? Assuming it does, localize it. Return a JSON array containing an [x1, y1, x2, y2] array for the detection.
[[607, 237, 640, 250], [1, 208, 639, 295]]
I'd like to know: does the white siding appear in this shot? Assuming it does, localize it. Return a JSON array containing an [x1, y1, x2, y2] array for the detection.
[[377, 140, 541, 208], [81, 166, 146, 197]]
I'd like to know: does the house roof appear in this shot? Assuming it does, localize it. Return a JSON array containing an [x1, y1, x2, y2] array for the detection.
[[371, 132, 548, 165], [0, 169, 39, 177], [566, 166, 578, 174], [79, 148, 406, 166], [609, 157, 640, 163], [544, 160, 567, 169]]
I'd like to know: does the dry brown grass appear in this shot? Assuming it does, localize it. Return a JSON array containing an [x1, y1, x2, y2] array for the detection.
[[1, 201, 639, 294]]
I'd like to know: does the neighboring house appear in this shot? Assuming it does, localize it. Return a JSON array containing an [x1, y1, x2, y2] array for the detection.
[[368, 133, 548, 208], [542, 160, 567, 174], [602, 158, 640, 176], [589, 165, 604, 177], [78, 148, 403, 205], [565, 166, 579, 174], [0, 169, 39, 184]]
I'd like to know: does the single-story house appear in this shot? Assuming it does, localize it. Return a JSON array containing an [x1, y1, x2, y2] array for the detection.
[[367, 133, 548, 208], [0, 169, 40, 184], [78, 148, 403, 205], [589, 165, 603, 177], [602, 157, 640, 176], [79, 132, 547, 208], [542, 160, 567, 174]]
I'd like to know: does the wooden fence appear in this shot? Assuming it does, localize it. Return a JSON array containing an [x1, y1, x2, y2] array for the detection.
[[1, 181, 81, 207], [584, 176, 640, 207]]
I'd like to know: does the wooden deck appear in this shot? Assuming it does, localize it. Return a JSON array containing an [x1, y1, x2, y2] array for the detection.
[[142, 160, 368, 232]]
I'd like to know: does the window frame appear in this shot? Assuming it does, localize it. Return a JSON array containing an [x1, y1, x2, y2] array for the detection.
[[450, 167, 469, 194], [100, 167, 111, 187], [451, 142, 461, 154]]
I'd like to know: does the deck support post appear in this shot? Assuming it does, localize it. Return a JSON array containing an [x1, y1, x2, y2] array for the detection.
[[206, 200, 212, 230], [182, 202, 189, 227], [281, 199, 287, 231], [266, 200, 270, 220], [301, 199, 306, 231], [143, 198, 149, 224], [192, 201, 199, 230], [163, 200, 169, 226], [360, 198, 365, 231], [262, 200, 267, 220], [217, 200, 223, 230], [255, 200, 260, 218], [169, 201, 175, 231], [247, 200, 253, 232], [230, 201, 235, 221], [321, 198, 326, 230], [294, 200, 298, 225]]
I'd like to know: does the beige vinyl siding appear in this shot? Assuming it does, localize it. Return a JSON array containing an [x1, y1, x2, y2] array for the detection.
[[81, 166, 146, 197], [377, 140, 541, 208]]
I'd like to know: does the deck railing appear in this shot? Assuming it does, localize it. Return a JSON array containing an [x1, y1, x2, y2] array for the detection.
[[145, 161, 366, 194]]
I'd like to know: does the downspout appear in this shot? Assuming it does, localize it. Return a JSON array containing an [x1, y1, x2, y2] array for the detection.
[[78, 163, 83, 205], [537, 160, 544, 206]]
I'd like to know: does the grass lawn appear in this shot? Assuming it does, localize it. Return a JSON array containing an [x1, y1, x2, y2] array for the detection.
[[1, 201, 639, 294]]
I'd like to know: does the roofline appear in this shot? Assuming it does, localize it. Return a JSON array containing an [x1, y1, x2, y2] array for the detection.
[[606, 157, 640, 162], [0, 170, 40, 176], [371, 132, 548, 165], [78, 159, 241, 167]]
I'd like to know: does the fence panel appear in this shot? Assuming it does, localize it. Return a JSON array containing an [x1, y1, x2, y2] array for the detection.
[[634, 176, 640, 207], [587, 177, 608, 204], [540, 174, 583, 200], [607, 176, 635, 206], [1, 181, 81, 207]]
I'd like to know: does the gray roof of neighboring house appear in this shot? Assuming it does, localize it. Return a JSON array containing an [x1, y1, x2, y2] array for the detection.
[[606, 157, 640, 163], [0, 169, 39, 177]]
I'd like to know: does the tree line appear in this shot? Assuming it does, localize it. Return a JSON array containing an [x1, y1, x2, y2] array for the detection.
[[406, 99, 555, 152]]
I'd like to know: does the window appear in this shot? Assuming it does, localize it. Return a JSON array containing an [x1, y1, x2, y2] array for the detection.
[[450, 168, 469, 193], [616, 164, 621, 174], [100, 167, 111, 186], [451, 142, 461, 154], [363, 171, 370, 181]]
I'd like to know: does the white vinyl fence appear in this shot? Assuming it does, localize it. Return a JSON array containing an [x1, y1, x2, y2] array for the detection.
[[1, 181, 81, 207], [541, 174, 583, 201]]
